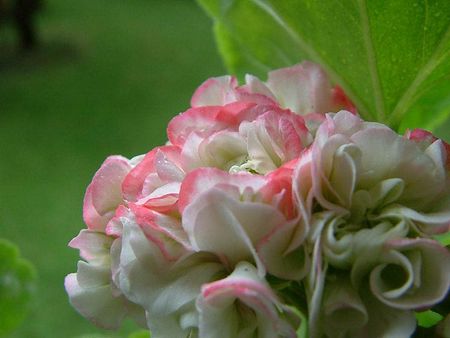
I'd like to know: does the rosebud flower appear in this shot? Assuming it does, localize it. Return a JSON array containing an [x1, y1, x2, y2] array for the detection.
[[190, 62, 354, 117], [197, 262, 301, 338], [83, 155, 135, 232], [179, 166, 308, 280], [168, 101, 311, 175]]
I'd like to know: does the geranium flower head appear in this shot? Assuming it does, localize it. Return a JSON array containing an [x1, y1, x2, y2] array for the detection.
[[66, 64, 449, 338]]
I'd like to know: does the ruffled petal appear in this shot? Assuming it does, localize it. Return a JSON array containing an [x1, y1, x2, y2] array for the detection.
[[83, 156, 132, 231], [182, 186, 284, 275], [370, 238, 450, 310], [178, 168, 266, 213], [266, 62, 333, 115], [191, 75, 238, 107], [65, 260, 144, 330], [69, 230, 113, 264]]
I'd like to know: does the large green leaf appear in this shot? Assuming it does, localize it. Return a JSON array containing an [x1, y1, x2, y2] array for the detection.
[[0, 239, 36, 336], [198, 0, 450, 131]]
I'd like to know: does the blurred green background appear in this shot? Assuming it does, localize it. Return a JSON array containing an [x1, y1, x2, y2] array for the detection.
[[2, 1, 449, 337], [0, 0, 224, 337]]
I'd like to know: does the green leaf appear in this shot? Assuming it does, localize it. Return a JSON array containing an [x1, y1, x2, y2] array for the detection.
[[0, 238, 36, 336], [416, 310, 444, 328], [398, 84, 450, 133], [434, 114, 450, 141], [198, 0, 450, 131]]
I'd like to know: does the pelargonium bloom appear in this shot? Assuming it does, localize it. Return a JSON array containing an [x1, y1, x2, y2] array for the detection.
[[66, 62, 345, 336], [115, 210, 302, 337], [169, 62, 355, 176], [197, 262, 300, 338], [179, 166, 308, 280], [169, 103, 312, 174], [65, 156, 146, 329], [190, 61, 355, 118], [115, 213, 225, 337], [113, 165, 307, 336], [65, 63, 449, 338], [309, 111, 450, 230], [64, 230, 145, 329], [296, 111, 450, 337], [82, 155, 135, 232]]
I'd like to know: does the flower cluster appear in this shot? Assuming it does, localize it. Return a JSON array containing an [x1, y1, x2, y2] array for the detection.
[[66, 62, 450, 338]]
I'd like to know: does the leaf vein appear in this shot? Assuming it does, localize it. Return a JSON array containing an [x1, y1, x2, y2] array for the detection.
[[389, 24, 450, 126], [248, 0, 373, 119], [357, 0, 386, 122]]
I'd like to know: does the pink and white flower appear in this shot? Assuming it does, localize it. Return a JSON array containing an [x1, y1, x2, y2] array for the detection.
[[179, 166, 308, 280], [66, 156, 147, 329], [66, 63, 449, 338], [83, 155, 135, 232], [197, 262, 300, 338], [169, 101, 312, 174], [190, 61, 354, 117], [115, 211, 302, 338]]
